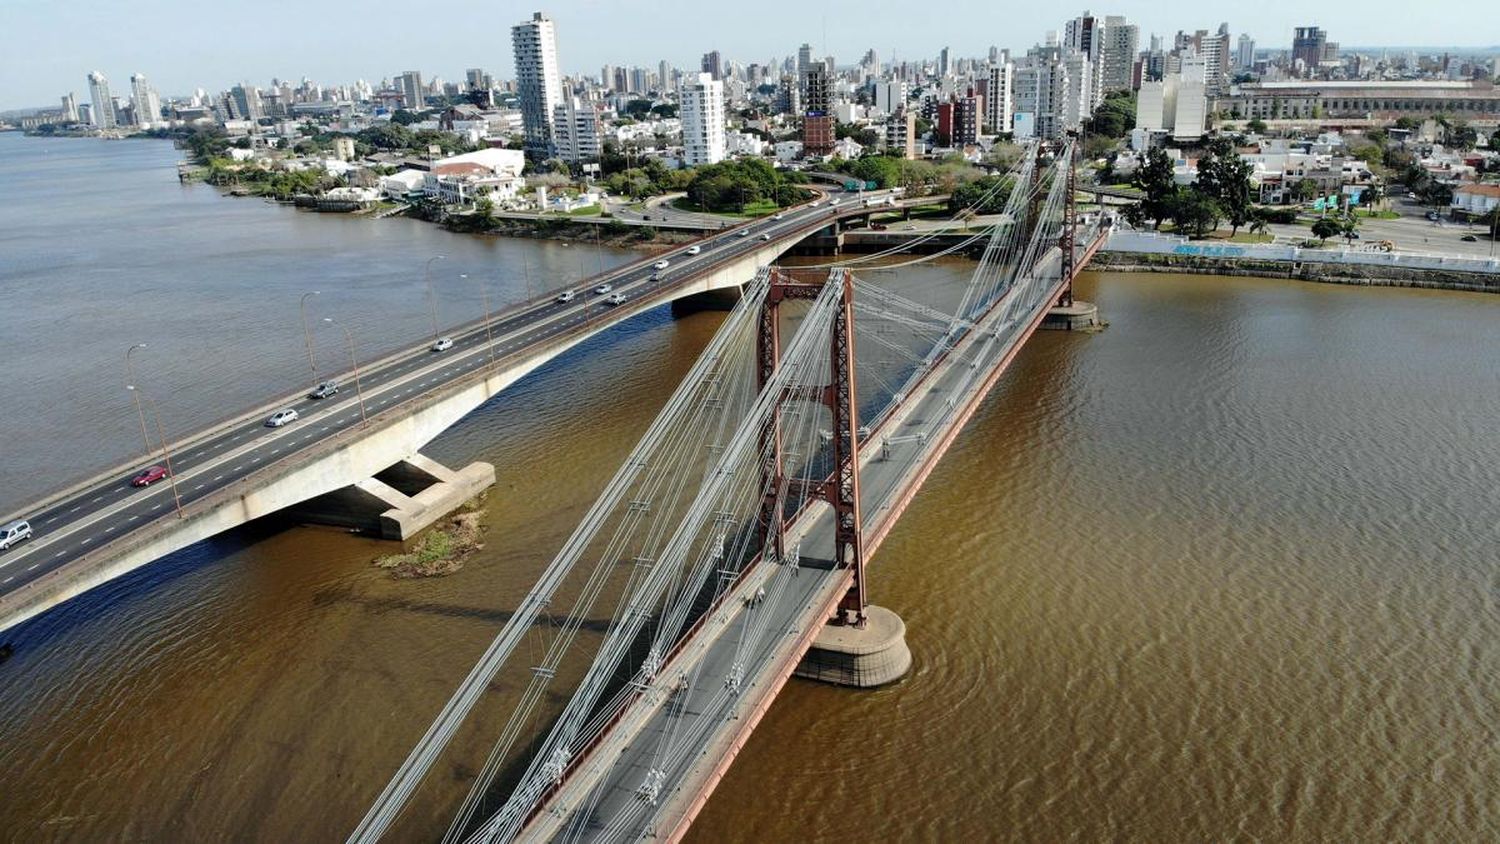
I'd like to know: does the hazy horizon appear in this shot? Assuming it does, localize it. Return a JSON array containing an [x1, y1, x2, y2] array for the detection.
[[3, 0, 1497, 112]]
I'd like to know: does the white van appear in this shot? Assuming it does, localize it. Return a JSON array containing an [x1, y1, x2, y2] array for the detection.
[[0, 520, 33, 552]]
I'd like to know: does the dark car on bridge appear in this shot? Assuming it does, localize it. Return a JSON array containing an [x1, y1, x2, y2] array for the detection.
[[131, 465, 169, 487], [308, 380, 339, 399]]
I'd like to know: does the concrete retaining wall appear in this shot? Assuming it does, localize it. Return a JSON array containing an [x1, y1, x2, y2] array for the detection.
[[1099, 230, 1500, 293]]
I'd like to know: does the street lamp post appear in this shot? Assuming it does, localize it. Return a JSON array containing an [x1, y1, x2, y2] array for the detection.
[[424, 255, 447, 342], [299, 290, 321, 386], [460, 274, 496, 367], [323, 318, 368, 425], [131, 388, 183, 519], [124, 343, 152, 457]]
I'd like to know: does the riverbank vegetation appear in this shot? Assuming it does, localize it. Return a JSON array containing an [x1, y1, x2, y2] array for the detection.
[[374, 510, 485, 579]]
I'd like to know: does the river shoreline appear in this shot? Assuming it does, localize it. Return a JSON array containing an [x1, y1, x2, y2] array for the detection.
[[1089, 250, 1500, 294]]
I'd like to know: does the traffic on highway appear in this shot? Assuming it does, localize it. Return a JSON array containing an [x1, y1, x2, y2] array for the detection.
[[0, 189, 904, 624]]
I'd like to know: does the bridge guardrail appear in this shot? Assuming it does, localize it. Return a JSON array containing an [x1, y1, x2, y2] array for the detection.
[[0, 196, 927, 531]]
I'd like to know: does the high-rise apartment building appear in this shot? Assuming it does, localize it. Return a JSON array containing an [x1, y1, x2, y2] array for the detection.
[[701, 50, 723, 80], [87, 71, 115, 129], [1013, 45, 1090, 140], [985, 61, 1015, 133], [61, 92, 79, 124], [397, 71, 424, 110], [801, 65, 834, 154], [512, 11, 564, 160], [1236, 34, 1256, 70], [130, 73, 161, 128], [552, 96, 601, 164], [1292, 26, 1327, 74], [873, 79, 907, 116], [884, 109, 916, 159], [1098, 16, 1139, 94], [231, 83, 264, 121], [679, 72, 726, 166]]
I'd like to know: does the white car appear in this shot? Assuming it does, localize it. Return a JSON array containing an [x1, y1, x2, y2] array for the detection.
[[594, 283, 613, 294], [773, 213, 784, 220], [810, 200, 822, 207], [738, 229, 751, 237], [432, 337, 454, 352], [605, 292, 626, 305], [828, 198, 840, 207], [265, 408, 299, 427], [654, 259, 670, 270], [760, 233, 771, 240], [686, 245, 701, 255], [557, 290, 576, 303]]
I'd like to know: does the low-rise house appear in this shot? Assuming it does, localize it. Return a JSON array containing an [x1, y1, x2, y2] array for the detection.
[[380, 169, 425, 200], [1451, 183, 1500, 219]]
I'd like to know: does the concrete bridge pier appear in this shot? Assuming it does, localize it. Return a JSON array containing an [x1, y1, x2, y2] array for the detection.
[[795, 605, 911, 688], [1042, 300, 1101, 330], [290, 454, 495, 540]]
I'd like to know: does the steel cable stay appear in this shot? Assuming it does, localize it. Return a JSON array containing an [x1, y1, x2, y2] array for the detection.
[[469, 288, 849, 841], [443, 303, 767, 843], [351, 273, 781, 844]]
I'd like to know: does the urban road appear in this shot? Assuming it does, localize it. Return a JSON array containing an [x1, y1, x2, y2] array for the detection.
[[0, 192, 911, 630]]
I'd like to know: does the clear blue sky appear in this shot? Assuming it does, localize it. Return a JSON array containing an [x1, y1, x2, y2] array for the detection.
[[3, 0, 1494, 110]]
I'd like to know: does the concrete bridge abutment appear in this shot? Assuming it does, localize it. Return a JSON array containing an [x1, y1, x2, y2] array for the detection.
[[290, 453, 495, 540]]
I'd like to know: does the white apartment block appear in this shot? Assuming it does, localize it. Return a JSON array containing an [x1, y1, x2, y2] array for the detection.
[[512, 11, 563, 159], [679, 72, 726, 166], [552, 96, 601, 163], [985, 62, 1015, 133]]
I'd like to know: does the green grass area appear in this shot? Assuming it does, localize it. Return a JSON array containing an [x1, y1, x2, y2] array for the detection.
[[669, 197, 782, 218], [1356, 208, 1400, 220]]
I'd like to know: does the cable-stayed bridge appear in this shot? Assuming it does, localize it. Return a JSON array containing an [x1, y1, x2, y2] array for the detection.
[[352, 139, 1110, 843]]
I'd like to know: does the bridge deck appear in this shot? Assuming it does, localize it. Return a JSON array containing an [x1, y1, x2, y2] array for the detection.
[[0, 194, 933, 634], [520, 233, 1093, 841]]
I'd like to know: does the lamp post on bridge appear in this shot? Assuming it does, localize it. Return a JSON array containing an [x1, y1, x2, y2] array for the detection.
[[128, 387, 184, 519], [459, 273, 496, 366], [124, 343, 152, 457], [299, 290, 321, 386], [423, 255, 447, 342], [323, 318, 368, 425]]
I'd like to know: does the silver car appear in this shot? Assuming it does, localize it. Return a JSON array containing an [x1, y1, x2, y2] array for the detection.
[[266, 408, 299, 427], [1, 519, 33, 552]]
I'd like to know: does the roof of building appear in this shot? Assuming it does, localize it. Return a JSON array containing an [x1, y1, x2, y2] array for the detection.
[[1455, 183, 1500, 197]]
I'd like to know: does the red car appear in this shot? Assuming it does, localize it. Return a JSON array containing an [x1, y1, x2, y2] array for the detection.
[[132, 466, 169, 487]]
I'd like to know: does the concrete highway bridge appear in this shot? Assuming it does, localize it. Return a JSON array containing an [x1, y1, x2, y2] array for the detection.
[[350, 140, 1110, 842], [0, 190, 940, 636]]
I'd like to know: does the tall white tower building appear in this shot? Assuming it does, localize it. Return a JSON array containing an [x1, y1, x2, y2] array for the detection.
[[679, 72, 726, 166], [512, 11, 564, 160], [87, 71, 116, 129], [130, 73, 162, 128]]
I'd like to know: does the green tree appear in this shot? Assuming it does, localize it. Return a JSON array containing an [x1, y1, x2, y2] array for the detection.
[[1131, 147, 1177, 230], [948, 175, 1014, 214], [1170, 189, 1222, 237], [1083, 90, 1136, 138], [1195, 136, 1254, 235], [1246, 117, 1268, 135], [1294, 178, 1320, 203], [390, 109, 422, 126], [1310, 217, 1342, 243], [1339, 213, 1361, 244]]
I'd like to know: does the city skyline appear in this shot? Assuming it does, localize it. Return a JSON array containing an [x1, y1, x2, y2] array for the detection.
[[4, 0, 1497, 111]]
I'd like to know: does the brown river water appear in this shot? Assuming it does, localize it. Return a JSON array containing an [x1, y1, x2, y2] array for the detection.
[[0, 134, 1497, 842]]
